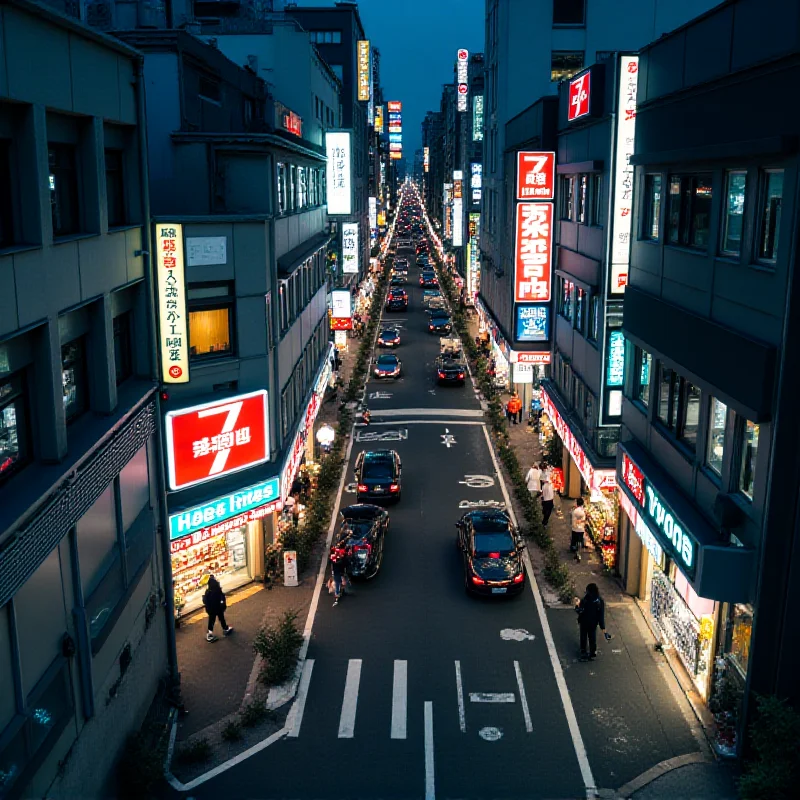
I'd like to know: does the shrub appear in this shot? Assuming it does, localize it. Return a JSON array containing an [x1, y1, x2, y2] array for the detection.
[[240, 700, 277, 728], [116, 729, 165, 799], [253, 610, 305, 686], [174, 738, 212, 766], [221, 720, 242, 742]]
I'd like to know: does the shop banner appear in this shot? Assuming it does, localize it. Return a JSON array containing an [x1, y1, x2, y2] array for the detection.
[[516, 152, 555, 201], [514, 202, 553, 302], [515, 304, 549, 342], [156, 223, 190, 383], [165, 390, 270, 491], [169, 500, 280, 553], [169, 476, 281, 540], [342, 222, 359, 274], [568, 70, 591, 121]]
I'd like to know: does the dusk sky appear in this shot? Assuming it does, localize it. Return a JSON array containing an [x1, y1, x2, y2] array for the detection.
[[295, 0, 486, 157]]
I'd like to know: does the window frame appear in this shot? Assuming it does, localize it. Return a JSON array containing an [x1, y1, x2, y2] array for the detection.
[[550, 51, 585, 82], [666, 173, 713, 250], [737, 418, 759, 501], [755, 168, 783, 265], [720, 169, 747, 257], [552, 0, 586, 26], [0, 372, 31, 484], [587, 294, 600, 342], [560, 175, 575, 221], [590, 173, 602, 226], [61, 337, 90, 423], [187, 283, 236, 362], [676, 379, 701, 453], [642, 173, 662, 241], [48, 142, 81, 238], [631, 346, 652, 409], [0, 138, 15, 248], [705, 397, 727, 477]]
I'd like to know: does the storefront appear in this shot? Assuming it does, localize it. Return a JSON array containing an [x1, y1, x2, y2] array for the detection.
[[541, 384, 619, 569], [169, 477, 281, 615], [616, 441, 756, 753]]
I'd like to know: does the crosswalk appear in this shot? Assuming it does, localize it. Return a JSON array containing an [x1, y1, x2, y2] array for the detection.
[[287, 657, 535, 742]]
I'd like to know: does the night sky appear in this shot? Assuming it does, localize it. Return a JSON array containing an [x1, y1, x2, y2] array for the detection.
[[293, 0, 486, 157]]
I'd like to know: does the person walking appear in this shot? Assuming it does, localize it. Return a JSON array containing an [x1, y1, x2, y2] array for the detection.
[[203, 575, 234, 642], [574, 583, 610, 661], [570, 498, 587, 562], [507, 393, 522, 424], [331, 552, 348, 607], [541, 474, 555, 526], [525, 462, 542, 498], [505, 398, 514, 425]]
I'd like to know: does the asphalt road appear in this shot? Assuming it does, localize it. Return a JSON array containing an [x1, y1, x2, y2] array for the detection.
[[180, 206, 704, 799]]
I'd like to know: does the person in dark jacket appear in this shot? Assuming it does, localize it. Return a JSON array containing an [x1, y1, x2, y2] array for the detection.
[[574, 583, 609, 661], [203, 575, 234, 642], [331, 553, 349, 607]]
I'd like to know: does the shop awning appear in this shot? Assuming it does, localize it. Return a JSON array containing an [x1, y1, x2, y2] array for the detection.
[[278, 232, 332, 278]]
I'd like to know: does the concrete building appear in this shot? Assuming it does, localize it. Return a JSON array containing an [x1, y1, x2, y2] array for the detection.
[[111, 28, 334, 618], [480, 0, 722, 391], [618, 0, 800, 756], [0, 2, 172, 797], [422, 110, 445, 223]]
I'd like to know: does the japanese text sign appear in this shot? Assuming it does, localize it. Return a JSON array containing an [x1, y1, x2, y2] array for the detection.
[[606, 330, 625, 386], [325, 131, 352, 215], [387, 101, 402, 112], [514, 202, 553, 302], [516, 152, 555, 201], [473, 95, 484, 141], [516, 305, 550, 342], [568, 71, 591, 121], [331, 289, 352, 319], [375, 105, 384, 132], [357, 41, 371, 102], [342, 223, 359, 274], [457, 49, 469, 112], [156, 224, 189, 383], [620, 452, 645, 505], [423, 147, 429, 172], [165, 390, 270, 491]]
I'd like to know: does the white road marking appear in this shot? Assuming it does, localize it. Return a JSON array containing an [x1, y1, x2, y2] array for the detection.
[[458, 474, 495, 488], [479, 726, 503, 742], [362, 419, 485, 427], [441, 428, 457, 448], [391, 660, 408, 739], [454, 661, 466, 733], [338, 659, 362, 738], [286, 659, 314, 738], [514, 661, 534, 733], [469, 692, 516, 704], [370, 407, 483, 418], [424, 702, 435, 800], [458, 499, 506, 509], [500, 628, 536, 642], [481, 424, 598, 798]]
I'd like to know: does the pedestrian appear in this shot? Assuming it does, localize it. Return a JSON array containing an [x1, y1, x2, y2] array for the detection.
[[525, 462, 542, 497], [570, 498, 587, 561], [541, 475, 555, 526], [505, 398, 514, 425], [574, 583, 611, 661], [509, 392, 523, 424], [331, 552, 348, 607], [203, 575, 233, 642]]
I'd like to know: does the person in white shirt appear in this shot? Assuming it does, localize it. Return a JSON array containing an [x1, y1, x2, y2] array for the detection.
[[525, 463, 542, 497], [570, 498, 587, 562], [541, 476, 555, 525]]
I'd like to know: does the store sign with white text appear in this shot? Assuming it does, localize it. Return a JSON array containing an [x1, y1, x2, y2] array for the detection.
[[516, 305, 549, 342], [342, 223, 359, 274], [514, 202, 553, 302], [326, 131, 352, 215], [357, 40, 371, 102], [472, 95, 484, 141], [516, 152, 555, 201], [156, 224, 189, 383]]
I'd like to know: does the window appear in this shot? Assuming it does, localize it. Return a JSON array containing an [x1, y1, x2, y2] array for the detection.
[[721, 171, 746, 255], [757, 170, 783, 262], [560, 175, 575, 220], [657, 365, 677, 430], [312, 30, 341, 44], [722, 603, 753, 677], [677, 380, 701, 452], [574, 287, 586, 333], [657, 364, 702, 453], [587, 294, 599, 341], [113, 312, 133, 386], [62, 337, 89, 422], [105, 149, 126, 228], [559, 279, 574, 320], [49, 143, 80, 237], [706, 398, 727, 475], [0, 374, 30, 483], [553, 0, 585, 24], [577, 175, 588, 224], [198, 76, 221, 105], [0, 139, 14, 247], [590, 174, 602, 225], [632, 347, 652, 408], [738, 420, 759, 499], [188, 284, 234, 360], [551, 51, 584, 82], [666, 174, 713, 249], [643, 174, 662, 240], [330, 64, 344, 82]]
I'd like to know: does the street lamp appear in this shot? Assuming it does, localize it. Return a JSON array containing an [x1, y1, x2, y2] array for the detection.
[[317, 423, 336, 454]]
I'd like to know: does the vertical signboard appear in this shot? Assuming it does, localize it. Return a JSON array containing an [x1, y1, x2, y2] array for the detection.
[[472, 95, 484, 141], [457, 49, 469, 112], [388, 100, 402, 160], [156, 223, 190, 383], [357, 41, 371, 102], [375, 105, 384, 133], [470, 162, 482, 204], [325, 131, 352, 215], [568, 70, 591, 121], [342, 223, 359, 274], [516, 152, 556, 201], [452, 171, 463, 247], [443, 183, 453, 239], [423, 147, 430, 172], [610, 55, 639, 295], [369, 196, 377, 230], [467, 212, 481, 297], [513, 203, 553, 302], [603, 326, 625, 421]]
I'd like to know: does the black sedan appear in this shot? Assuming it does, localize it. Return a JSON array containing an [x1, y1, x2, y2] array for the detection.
[[331, 504, 389, 579], [377, 328, 401, 348], [355, 449, 402, 502], [386, 289, 408, 311], [420, 273, 439, 288], [428, 312, 452, 334], [436, 356, 466, 385], [456, 510, 526, 596], [373, 353, 401, 378]]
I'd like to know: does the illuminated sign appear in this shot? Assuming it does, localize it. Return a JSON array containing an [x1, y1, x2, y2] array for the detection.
[[331, 289, 352, 319], [165, 391, 270, 491], [387, 101, 402, 112], [515, 305, 549, 342], [568, 70, 591, 121], [516, 152, 555, 201], [467, 212, 481, 297], [620, 453, 645, 505], [514, 202, 553, 302], [452, 198, 463, 246], [325, 131, 352, 215], [513, 363, 534, 384], [423, 147, 430, 172], [610, 55, 639, 295], [389, 133, 402, 144], [156, 223, 189, 383], [169, 477, 281, 541], [369, 196, 377, 230], [357, 40, 370, 102], [457, 49, 469, 112], [470, 162, 482, 189], [330, 316, 353, 331], [375, 105, 384, 132], [606, 330, 625, 386], [377, 211, 386, 227], [515, 352, 552, 365], [389, 143, 403, 152], [645, 485, 695, 574], [342, 222, 359, 274], [473, 95, 484, 141], [457, 83, 468, 112], [390, 152, 402, 160]]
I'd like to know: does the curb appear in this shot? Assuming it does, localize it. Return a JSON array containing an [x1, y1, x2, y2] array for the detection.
[[613, 751, 711, 799]]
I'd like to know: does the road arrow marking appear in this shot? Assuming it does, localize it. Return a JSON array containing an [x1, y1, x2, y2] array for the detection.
[[459, 474, 495, 488], [469, 692, 515, 703], [441, 428, 457, 448], [500, 628, 536, 642], [479, 726, 503, 741]]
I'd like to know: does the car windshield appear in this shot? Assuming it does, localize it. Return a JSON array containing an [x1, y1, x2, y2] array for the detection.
[[473, 532, 516, 557], [381, 329, 398, 338], [377, 355, 398, 367], [362, 460, 393, 480]]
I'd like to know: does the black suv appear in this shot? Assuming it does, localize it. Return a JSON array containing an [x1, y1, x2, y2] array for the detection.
[[354, 450, 402, 502], [331, 504, 390, 579], [436, 355, 466, 385]]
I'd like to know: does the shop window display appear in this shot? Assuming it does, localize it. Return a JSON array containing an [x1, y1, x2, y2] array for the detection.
[[582, 490, 619, 570]]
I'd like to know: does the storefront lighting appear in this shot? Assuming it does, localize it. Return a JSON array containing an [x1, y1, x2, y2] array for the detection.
[[316, 424, 335, 447]]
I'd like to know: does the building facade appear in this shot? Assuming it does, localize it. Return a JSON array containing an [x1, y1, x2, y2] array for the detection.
[[619, 0, 799, 755], [0, 3, 172, 797]]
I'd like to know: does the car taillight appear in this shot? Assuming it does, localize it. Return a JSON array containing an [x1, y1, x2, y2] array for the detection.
[[471, 575, 486, 585], [438, 371, 446, 378], [357, 483, 368, 492], [429, 324, 434, 330], [353, 543, 372, 555], [488, 552, 501, 559], [513, 572, 525, 583], [389, 483, 399, 492], [458, 373, 465, 379]]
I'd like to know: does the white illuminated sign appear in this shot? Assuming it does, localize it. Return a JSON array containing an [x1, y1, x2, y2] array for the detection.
[[644, 484, 696, 573], [342, 222, 359, 274], [331, 289, 352, 319], [369, 196, 377, 230], [156, 223, 189, 383], [326, 131, 352, 215], [452, 198, 463, 247], [457, 49, 469, 112], [472, 95, 484, 141]]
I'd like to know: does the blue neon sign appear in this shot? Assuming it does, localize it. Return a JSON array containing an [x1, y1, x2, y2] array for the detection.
[[516, 305, 549, 342]]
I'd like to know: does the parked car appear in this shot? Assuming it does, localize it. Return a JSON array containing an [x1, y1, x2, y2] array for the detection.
[[331, 504, 389, 579], [456, 510, 526, 596], [354, 449, 403, 502]]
